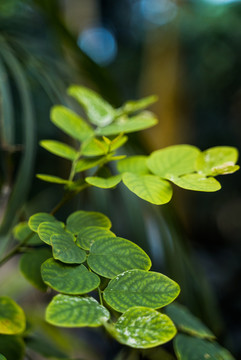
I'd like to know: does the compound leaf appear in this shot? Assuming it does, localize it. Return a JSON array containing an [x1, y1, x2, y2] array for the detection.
[[117, 156, 149, 175], [40, 140, 78, 161], [147, 145, 201, 179], [66, 210, 111, 234], [51, 233, 86, 264], [81, 135, 127, 157], [86, 174, 122, 189], [41, 259, 99, 295], [112, 307, 176, 348], [87, 237, 151, 278], [103, 269, 180, 312], [171, 174, 221, 192], [28, 213, 56, 232], [76, 226, 115, 250], [0, 297, 26, 335], [38, 221, 66, 245], [122, 173, 173, 205], [46, 294, 110, 327]]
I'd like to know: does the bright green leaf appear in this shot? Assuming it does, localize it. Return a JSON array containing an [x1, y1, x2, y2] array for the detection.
[[66, 210, 111, 234], [46, 294, 110, 327], [75, 156, 106, 173], [165, 303, 215, 339], [195, 146, 239, 176], [96, 111, 158, 136], [174, 334, 235, 360], [87, 237, 151, 278], [103, 269, 180, 312], [51, 233, 86, 264], [19, 248, 52, 291], [13, 222, 42, 245], [147, 145, 201, 179], [51, 105, 94, 142], [68, 85, 115, 126], [112, 307, 176, 348], [170, 174, 221, 192], [86, 174, 122, 189], [122, 173, 173, 205], [40, 140, 78, 161], [120, 95, 158, 115], [28, 213, 56, 232], [38, 221, 66, 245], [36, 174, 72, 185], [117, 156, 149, 175], [41, 259, 99, 295], [0, 297, 26, 335], [76, 226, 115, 250], [81, 135, 127, 157], [0, 335, 25, 360]]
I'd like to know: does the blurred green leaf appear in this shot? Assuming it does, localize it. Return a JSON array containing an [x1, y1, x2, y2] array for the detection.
[[41, 259, 100, 295], [13, 222, 42, 245], [40, 140, 78, 161], [86, 174, 122, 189], [87, 237, 151, 278], [103, 269, 180, 312], [66, 210, 111, 234], [0, 297, 25, 335], [75, 156, 107, 173], [26, 334, 67, 358], [0, 335, 25, 360], [36, 174, 72, 185], [117, 156, 149, 175], [46, 294, 110, 327], [170, 174, 221, 192], [51, 233, 86, 264], [119, 95, 158, 115], [122, 173, 173, 205]]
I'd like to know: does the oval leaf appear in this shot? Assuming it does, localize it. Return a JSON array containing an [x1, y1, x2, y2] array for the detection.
[[51, 233, 86, 264], [41, 259, 100, 294], [96, 111, 158, 136], [68, 85, 115, 126], [165, 303, 215, 340], [76, 226, 116, 250], [66, 210, 111, 234], [50, 105, 94, 142], [171, 174, 221, 192], [87, 237, 151, 278], [103, 269, 180, 312], [113, 307, 176, 348], [0, 297, 26, 335], [117, 156, 149, 175], [19, 248, 52, 291], [174, 334, 235, 360], [46, 294, 110, 327], [13, 222, 42, 245], [121, 95, 158, 115], [86, 174, 122, 189], [28, 213, 56, 232], [195, 146, 239, 176], [38, 221, 66, 245], [147, 145, 201, 179], [40, 140, 78, 161], [122, 173, 173, 205]]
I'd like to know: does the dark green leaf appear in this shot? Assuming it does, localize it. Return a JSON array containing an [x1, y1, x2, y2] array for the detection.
[[51, 233, 86, 264], [66, 210, 111, 234], [40, 140, 78, 161], [0, 335, 25, 360], [13, 222, 41, 245], [87, 237, 151, 278], [46, 294, 110, 327], [41, 259, 100, 295], [0, 297, 25, 335], [76, 226, 115, 250]]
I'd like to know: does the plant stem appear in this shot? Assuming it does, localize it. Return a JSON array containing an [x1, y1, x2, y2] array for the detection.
[[98, 287, 103, 306], [0, 231, 34, 266]]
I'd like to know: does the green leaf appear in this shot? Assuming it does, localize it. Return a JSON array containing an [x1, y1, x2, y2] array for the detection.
[[76, 226, 116, 250], [75, 156, 106, 173], [81, 135, 127, 157], [165, 303, 215, 340], [40, 140, 78, 161], [51, 105, 94, 142], [19, 248, 52, 291], [103, 269, 180, 312], [51, 233, 86, 264], [46, 294, 110, 327], [117, 156, 149, 175], [0, 297, 26, 335], [28, 213, 56, 232], [68, 85, 115, 126], [13, 222, 42, 245], [86, 174, 122, 189], [87, 237, 151, 278], [147, 145, 201, 179], [36, 174, 72, 185], [195, 146, 239, 176], [120, 95, 158, 115], [122, 173, 173, 205], [0, 335, 25, 360], [25, 335, 67, 359], [66, 210, 111, 234], [41, 259, 100, 295], [170, 174, 221, 192], [96, 111, 158, 136], [38, 221, 66, 245], [174, 334, 235, 360], [0, 354, 6, 360], [112, 307, 176, 348]]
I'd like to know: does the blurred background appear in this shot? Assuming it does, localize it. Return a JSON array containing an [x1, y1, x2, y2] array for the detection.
[[0, 0, 241, 359]]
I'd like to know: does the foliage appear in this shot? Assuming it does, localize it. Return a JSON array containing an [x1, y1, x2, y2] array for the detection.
[[0, 85, 239, 359]]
